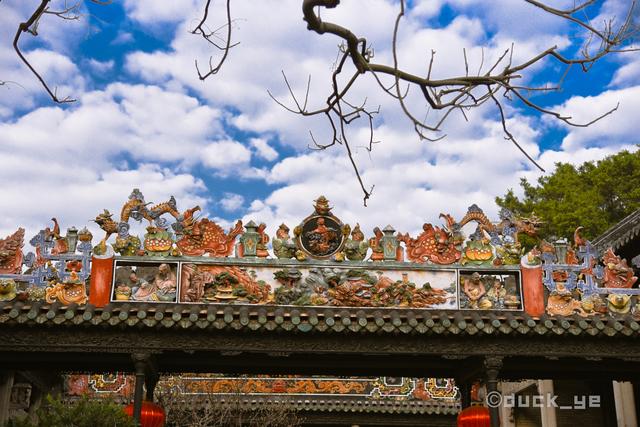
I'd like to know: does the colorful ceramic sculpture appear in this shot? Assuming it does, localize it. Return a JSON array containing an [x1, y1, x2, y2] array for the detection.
[[602, 248, 638, 288], [272, 224, 297, 259], [294, 197, 346, 259], [343, 224, 369, 261], [398, 223, 461, 265], [0, 228, 24, 274], [45, 271, 88, 305], [177, 218, 243, 257]]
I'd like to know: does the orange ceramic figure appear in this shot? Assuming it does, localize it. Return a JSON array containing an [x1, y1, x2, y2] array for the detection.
[[369, 227, 384, 261], [256, 223, 270, 258], [176, 218, 243, 257], [0, 228, 24, 274], [46, 271, 88, 305], [602, 248, 638, 288], [397, 223, 461, 264]]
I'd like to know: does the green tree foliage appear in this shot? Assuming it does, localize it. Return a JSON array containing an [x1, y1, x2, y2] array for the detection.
[[6, 394, 135, 427], [496, 149, 640, 241]]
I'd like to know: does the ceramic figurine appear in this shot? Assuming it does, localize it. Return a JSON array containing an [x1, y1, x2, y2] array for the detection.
[[129, 271, 157, 302], [93, 210, 118, 243], [120, 189, 180, 225], [397, 223, 461, 264], [485, 278, 507, 309], [602, 248, 638, 288], [522, 246, 542, 266], [462, 273, 490, 309], [344, 224, 369, 261], [313, 196, 332, 215], [294, 196, 346, 259], [153, 263, 178, 301], [45, 271, 88, 305], [272, 224, 297, 259], [495, 239, 522, 266], [176, 217, 243, 257], [607, 294, 632, 315], [113, 233, 142, 256], [0, 279, 17, 302], [368, 227, 385, 261], [439, 213, 465, 247], [443, 205, 542, 248], [0, 228, 24, 274], [143, 226, 174, 257], [460, 227, 494, 266], [78, 227, 93, 243], [114, 284, 132, 301], [546, 283, 588, 317], [49, 218, 69, 255], [256, 223, 270, 258]]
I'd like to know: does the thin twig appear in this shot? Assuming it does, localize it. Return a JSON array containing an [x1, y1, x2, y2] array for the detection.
[[192, 0, 238, 80]]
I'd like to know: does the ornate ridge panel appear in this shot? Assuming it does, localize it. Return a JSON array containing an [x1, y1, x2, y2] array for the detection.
[[0, 188, 638, 321], [64, 373, 459, 415]]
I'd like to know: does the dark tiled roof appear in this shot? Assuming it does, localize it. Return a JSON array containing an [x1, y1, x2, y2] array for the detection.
[[159, 396, 459, 415], [1, 302, 639, 338], [593, 209, 640, 252]]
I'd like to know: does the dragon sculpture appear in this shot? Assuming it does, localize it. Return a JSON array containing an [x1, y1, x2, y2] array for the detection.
[[397, 223, 461, 265], [93, 189, 188, 256], [92, 189, 244, 258], [176, 217, 243, 257], [0, 228, 24, 274], [602, 248, 638, 289], [442, 205, 542, 245]]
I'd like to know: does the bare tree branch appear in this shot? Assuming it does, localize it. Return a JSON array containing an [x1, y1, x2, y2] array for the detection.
[[12, 0, 113, 104], [192, 0, 238, 80], [267, 0, 640, 202], [13, 0, 76, 103], [8, 0, 640, 205]]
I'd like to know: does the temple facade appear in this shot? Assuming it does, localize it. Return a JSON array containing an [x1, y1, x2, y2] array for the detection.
[[0, 190, 639, 426]]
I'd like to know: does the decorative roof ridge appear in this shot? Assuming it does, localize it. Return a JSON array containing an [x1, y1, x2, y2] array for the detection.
[[593, 208, 640, 251], [1, 301, 638, 337]]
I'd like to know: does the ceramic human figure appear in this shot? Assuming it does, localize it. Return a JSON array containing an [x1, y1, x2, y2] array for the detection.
[[154, 263, 177, 301], [130, 271, 157, 301], [463, 273, 488, 309], [272, 224, 297, 259]]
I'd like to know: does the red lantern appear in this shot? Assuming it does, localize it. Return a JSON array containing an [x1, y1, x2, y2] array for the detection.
[[457, 404, 490, 427], [124, 401, 166, 427]]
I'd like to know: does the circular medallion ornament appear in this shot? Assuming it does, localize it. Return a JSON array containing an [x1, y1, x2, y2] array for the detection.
[[295, 196, 346, 259]]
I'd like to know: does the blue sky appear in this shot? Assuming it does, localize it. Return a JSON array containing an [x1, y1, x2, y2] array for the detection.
[[0, 0, 638, 242]]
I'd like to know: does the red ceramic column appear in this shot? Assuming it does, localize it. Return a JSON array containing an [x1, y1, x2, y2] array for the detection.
[[89, 247, 114, 307], [521, 257, 545, 317]]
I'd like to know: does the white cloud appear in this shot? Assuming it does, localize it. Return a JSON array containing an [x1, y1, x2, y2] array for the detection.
[[410, 0, 446, 18], [220, 193, 245, 212], [0, 83, 228, 167], [202, 140, 252, 171], [549, 86, 640, 151], [250, 137, 279, 161], [122, 0, 201, 25], [86, 58, 115, 75], [111, 31, 134, 46], [611, 57, 640, 87]]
